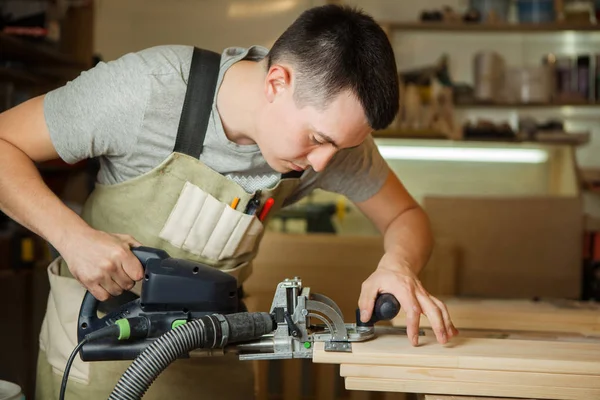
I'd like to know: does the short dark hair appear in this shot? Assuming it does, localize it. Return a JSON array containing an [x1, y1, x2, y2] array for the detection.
[[267, 5, 399, 131]]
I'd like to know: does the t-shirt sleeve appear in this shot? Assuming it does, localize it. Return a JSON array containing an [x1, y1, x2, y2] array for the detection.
[[43, 52, 149, 164], [317, 135, 390, 203]]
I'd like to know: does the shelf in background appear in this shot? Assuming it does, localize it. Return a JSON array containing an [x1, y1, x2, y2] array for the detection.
[[374, 130, 586, 147], [0, 67, 48, 86], [454, 102, 600, 109], [380, 21, 600, 33], [0, 269, 34, 279], [580, 168, 600, 194], [0, 32, 82, 67], [0, 66, 75, 89], [374, 128, 447, 140]]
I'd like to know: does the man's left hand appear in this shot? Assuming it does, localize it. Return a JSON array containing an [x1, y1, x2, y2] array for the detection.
[[358, 253, 458, 346]]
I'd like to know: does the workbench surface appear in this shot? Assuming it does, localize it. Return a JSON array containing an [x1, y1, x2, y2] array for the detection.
[[313, 329, 600, 400]]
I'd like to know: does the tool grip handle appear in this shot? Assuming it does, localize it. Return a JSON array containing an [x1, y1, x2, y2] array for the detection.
[[131, 246, 169, 269], [356, 293, 401, 327], [78, 247, 169, 324]]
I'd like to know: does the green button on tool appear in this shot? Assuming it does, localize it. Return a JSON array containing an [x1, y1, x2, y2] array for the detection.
[[172, 320, 187, 329]]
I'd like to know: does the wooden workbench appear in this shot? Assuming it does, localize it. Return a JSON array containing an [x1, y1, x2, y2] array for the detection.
[[243, 232, 599, 399], [313, 329, 600, 399], [314, 296, 600, 400]]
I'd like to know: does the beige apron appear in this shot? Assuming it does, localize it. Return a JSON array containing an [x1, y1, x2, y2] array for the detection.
[[36, 47, 302, 399]]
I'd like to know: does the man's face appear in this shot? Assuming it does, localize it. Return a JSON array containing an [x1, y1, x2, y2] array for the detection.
[[255, 65, 372, 174]]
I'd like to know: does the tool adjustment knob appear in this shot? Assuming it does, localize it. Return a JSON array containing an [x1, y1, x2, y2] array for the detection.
[[373, 293, 400, 321], [356, 293, 401, 327]]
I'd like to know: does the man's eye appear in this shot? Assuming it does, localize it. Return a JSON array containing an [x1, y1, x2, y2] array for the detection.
[[310, 136, 323, 145]]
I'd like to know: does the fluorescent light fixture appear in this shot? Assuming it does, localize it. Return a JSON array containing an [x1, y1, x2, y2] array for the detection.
[[561, 31, 577, 55], [377, 145, 548, 164]]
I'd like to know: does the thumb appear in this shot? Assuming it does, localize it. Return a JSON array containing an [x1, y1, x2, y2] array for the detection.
[[358, 282, 378, 323], [115, 234, 143, 248]]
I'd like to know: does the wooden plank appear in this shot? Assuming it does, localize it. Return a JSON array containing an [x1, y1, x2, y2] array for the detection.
[[393, 298, 600, 336], [424, 197, 582, 298], [422, 327, 594, 342], [59, 2, 95, 69], [548, 146, 579, 197], [340, 364, 600, 389], [416, 239, 458, 296], [313, 334, 600, 375], [345, 377, 599, 400]]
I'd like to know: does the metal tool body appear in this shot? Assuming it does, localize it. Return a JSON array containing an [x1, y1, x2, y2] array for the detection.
[[67, 247, 406, 400], [222, 277, 400, 360], [77, 247, 401, 363]]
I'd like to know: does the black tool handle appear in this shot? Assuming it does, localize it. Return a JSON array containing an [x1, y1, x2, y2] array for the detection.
[[130, 246, 170, 269], [356, 293, 401, 327], [78, 247, 169, 327]]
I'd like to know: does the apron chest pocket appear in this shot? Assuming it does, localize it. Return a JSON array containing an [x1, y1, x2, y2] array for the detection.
[[159, 182, 263, 260]]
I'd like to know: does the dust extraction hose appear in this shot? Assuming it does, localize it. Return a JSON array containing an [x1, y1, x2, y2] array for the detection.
[[108, 312, 274, 400]]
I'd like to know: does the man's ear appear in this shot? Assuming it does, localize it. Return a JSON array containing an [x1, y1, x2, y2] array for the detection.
[[264, 64, 292, 103]]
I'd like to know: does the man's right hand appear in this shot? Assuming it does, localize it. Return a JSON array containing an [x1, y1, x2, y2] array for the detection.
[[0, 96, 145, 301], [60, 229, 144, 301], [0, 96, 144, 301]]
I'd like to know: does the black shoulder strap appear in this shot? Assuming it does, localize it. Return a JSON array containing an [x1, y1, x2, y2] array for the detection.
[[174, 47, 221, 158]]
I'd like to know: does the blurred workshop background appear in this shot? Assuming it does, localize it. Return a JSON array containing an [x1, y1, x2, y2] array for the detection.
[[1, 0, 600, 399]]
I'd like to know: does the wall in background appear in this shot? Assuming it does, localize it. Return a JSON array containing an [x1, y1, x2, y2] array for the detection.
[[93, 0, 323, 60]]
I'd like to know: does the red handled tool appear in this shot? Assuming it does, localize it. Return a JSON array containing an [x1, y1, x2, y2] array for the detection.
[[258, 198, 275, 221]]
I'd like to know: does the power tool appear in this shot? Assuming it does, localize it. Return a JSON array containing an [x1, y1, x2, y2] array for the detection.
[[61, 246, 403, 400]]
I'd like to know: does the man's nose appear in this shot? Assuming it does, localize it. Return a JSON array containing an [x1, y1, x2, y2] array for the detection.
[[307, 146, 337, 172]]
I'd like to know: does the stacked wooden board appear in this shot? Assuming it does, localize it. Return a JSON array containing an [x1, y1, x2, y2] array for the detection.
[[312, 329, 600, 399], [392, 297, 600, 336]]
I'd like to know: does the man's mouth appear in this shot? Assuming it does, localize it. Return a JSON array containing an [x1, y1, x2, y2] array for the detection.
[[287, 161, 305, 172]]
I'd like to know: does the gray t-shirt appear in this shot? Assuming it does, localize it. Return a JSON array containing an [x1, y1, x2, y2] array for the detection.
[[44, 45, 389, 204]]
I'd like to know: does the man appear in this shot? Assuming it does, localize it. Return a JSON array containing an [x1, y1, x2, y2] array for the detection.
[[0, 4, 457, 399]]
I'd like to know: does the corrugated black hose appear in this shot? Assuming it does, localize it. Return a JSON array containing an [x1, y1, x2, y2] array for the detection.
[[108, 312, 274, 400]]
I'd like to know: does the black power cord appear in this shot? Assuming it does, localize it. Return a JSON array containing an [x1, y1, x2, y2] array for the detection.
[[59, 322, 126, 400], [59, 337, 89, 400]]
